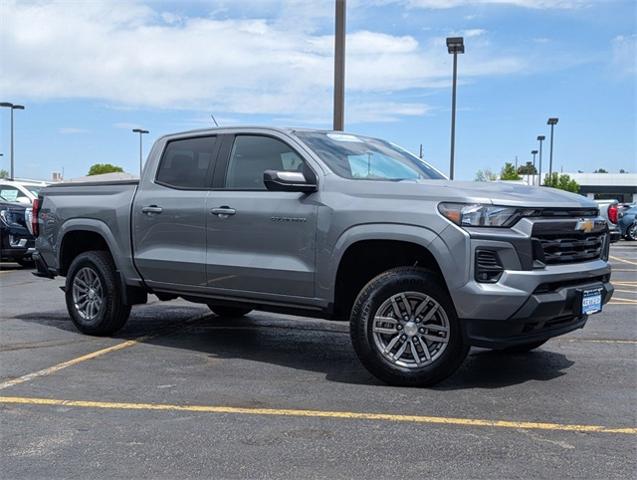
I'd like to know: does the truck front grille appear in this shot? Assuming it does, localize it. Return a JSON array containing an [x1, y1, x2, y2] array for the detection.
[[532, 219, 608, 265]]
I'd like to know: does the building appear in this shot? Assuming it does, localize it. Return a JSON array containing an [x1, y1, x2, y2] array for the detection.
[[565, 173, 637, 203]]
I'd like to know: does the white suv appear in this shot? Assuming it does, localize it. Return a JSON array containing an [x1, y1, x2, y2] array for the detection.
[[0, 179, 47, 205]]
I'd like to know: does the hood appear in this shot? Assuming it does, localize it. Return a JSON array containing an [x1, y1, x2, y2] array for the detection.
[[338, 178, 596, 209]]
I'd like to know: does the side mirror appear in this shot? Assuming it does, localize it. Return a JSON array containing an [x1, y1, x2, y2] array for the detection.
[[263, 170, 317, 193]]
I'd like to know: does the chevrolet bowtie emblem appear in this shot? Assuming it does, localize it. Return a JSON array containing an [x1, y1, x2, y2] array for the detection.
[[575, 218, 595, 233]]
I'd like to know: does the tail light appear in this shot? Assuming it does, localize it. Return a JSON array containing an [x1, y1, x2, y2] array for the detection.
[[608, 204, 618, 224], [31, 197, 40, 237]]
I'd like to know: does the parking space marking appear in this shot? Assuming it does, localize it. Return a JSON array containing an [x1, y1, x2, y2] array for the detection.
[[609, 296, 637, 304], [614, 289, 637, 294], [610, 255, 637, 266], [0, 313, 209, 391], [1, 395, 635, 435], [0, 340, 140, 391]]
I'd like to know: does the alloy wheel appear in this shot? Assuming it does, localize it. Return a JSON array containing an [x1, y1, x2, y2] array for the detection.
[[372, 291, 450, 369], [72, 266, 104, 321]]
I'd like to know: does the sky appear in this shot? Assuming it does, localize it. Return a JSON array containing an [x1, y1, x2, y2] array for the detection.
[[0, 0, 635, 181]]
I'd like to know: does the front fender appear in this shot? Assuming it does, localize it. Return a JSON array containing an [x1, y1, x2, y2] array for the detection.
[[318, 223, 470, 306]]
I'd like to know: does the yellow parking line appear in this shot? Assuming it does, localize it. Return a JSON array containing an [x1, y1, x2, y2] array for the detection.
[[1, 395, 635, 435], [0, 313, 208, 391], [610, 255, 637, 266], [0, 340, 140, 391]]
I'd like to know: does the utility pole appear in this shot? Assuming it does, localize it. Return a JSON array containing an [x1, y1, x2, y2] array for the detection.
[[531, 150, 538, 186], [547, 117, 559, 182], [0, 102, 25, 180], [446, 37, 464, 180], [132, 128, 149, 176], [419, 144, 423, 159], [537, 135, 545, 186], [333, 0, 346, 131]]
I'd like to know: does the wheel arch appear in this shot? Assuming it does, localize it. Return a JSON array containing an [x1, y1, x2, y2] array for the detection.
[[324, 224, 453, 319]]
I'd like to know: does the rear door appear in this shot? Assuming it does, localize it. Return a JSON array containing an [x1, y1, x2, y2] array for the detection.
[[204, 134, 318, 300], [132, 135, 219, 287]]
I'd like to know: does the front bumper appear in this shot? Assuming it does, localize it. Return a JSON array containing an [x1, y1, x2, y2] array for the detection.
[[461, 279, 613, 348]]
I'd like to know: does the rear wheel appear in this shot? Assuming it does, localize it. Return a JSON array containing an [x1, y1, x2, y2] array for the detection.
[[350, 267, 469, 387], [65, 251, 131, 335], [207, 305, 252, 318], [499, 340, 547, 353]]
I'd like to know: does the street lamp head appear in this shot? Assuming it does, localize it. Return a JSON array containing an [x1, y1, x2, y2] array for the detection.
[[547, 117, 559, 125], [12, 105, 25, 110], [446, 37, 465, 54], [132, 128, 149, 134], [0, 102, 14, 108], [537, 135, 545, 141], [531, 150, 538, 155]]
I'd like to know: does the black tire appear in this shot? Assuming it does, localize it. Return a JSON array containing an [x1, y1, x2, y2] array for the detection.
[[499, 340, 548, 353], [350, 267, 469, 387], [626, 222, 637, 241], [65, 250, 131, 336], [207, 305, 252, 318]]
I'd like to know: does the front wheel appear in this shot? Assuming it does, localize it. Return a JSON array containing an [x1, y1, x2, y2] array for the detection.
[[626, 222, 637, 241], [65, 251, 131, 336], [350, 267, 469, 387]]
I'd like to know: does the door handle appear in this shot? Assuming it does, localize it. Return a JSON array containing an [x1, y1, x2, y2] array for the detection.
[[211, 206, 236, 218], [142, 205, 163, 215]]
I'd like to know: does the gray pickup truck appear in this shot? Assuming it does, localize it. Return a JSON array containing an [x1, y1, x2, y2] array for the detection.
[[32, 127, 613, 386]]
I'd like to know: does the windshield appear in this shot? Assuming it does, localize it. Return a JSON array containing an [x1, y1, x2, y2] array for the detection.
[[295, 132, 446, 181], [27, 187, 41, 196]]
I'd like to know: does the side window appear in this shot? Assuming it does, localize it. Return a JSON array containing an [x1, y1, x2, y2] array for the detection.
[[225, 136, 305, 190], [0, 186, 27, 203], [156, 136, 217, 189]]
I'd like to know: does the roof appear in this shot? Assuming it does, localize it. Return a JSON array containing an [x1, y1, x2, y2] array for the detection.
[[564, 173, 637, 187], [66, 172, 138, 183]]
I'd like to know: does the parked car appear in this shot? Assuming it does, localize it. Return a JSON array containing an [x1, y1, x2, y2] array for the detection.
[[619, 206, 637, 240], [0, 179, 47, 205], [32, 127, 613, 387], [595, 199, 621, 242], [0, 195, 35, 266]]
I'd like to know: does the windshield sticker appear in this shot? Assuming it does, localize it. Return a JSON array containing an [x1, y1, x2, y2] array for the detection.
[[327, 133, 364, 143]]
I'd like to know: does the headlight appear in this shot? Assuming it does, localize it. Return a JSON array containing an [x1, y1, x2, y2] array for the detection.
[[438, 203, 526, 228], [0, 209, 18, 226]]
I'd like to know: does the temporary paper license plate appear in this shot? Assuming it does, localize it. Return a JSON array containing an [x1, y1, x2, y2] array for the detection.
[[581, 288, 603, 315]]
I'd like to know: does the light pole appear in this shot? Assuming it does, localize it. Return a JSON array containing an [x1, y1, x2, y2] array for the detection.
[[547, 117, 559, 183], [446, 37, 464, 180], [0, 102, 25, 180], [333, 0, 346, 131], [537, 135, 545, 185], [531, 150, 538, 186], [132, 128, 149, 176]]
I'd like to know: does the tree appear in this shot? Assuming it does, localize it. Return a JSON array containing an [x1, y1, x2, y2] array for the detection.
[[87, 163, 124, 176], [500, 162, 521, 181], [544, 172, 580, 193], [594, 168, 608, 173], [474, 169, 497, 182], [0, 169, 8, 179], [517, 161, 537, 175], [620, 169, 628, 173]]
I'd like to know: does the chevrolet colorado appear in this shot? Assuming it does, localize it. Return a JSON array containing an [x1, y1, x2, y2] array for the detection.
[[32, 127, 613, 386]]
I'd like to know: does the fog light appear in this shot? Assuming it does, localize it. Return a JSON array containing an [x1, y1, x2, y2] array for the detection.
[[475, 249, 504, 283]]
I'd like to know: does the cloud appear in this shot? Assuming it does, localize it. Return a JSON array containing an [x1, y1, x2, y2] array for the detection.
[[58, 127, 88, 134], [612, 34, 637, 76], [402, 0, 589, 8], [0, 0, 526, 123]]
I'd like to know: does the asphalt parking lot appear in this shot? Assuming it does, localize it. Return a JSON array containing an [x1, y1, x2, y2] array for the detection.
[[1, 244, 636, 479]]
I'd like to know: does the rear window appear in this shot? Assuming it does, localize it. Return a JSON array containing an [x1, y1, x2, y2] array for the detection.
[[156, 136, 218, 189]]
